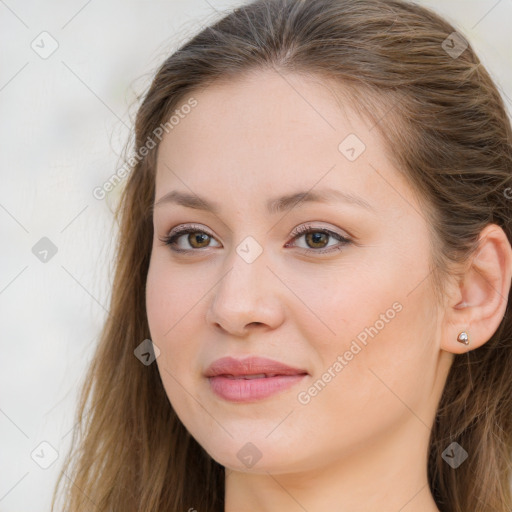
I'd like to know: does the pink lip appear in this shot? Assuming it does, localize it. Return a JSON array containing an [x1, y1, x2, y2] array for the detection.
[[204, 356, 308, 403]]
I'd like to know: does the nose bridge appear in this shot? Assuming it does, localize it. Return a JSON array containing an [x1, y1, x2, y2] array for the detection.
[[217, 235, 269, 307], [206, 235, 284, 334]]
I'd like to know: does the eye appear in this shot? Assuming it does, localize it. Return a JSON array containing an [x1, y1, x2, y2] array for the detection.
[[286, 224, 352, 255], [159, 223, 352, 255], [158, 224, 221, 253]]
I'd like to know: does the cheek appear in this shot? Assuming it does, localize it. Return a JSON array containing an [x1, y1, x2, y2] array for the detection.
[[295, 307, 434, 456], [146, 257, 204, 424], [146, 256, 197, 376], [291, 252, 436, 416], [284, 259, 392, 353], [146, 254, 192, 338]]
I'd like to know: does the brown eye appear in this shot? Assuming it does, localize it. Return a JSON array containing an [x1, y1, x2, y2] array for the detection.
[[304, 231, 329, 249], [187, 232, 211, 249], [287, 225, 352, 255], [160, 223, 352, 256], [159, 225, 221, 253]]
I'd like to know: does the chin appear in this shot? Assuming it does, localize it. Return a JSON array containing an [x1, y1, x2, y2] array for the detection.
[[200, 437, 306, 475]]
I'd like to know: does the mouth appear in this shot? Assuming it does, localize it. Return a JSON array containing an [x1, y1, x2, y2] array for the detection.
[[221, 373, 300, 379], [204, 355, 308, 378], [207, 373, 307, 402], [204, 356, 309, 402]]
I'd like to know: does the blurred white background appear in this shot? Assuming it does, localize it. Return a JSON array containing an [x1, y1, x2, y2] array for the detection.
[[0, 1, 511, 510]]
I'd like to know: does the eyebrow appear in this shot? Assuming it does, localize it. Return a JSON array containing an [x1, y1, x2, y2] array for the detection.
[[153, 188, 376, 214]]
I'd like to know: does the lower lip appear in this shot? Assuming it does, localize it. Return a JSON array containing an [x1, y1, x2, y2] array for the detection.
[[208, 374, 307, 402]]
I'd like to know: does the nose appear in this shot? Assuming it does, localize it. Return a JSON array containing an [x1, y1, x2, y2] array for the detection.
[[205, 247, 285, 337]]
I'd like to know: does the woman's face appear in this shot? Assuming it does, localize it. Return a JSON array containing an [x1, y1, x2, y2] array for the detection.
[[146, 69, 451, 473]]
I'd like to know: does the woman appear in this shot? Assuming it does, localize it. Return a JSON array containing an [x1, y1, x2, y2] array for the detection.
[[52, 0, 512, 511]]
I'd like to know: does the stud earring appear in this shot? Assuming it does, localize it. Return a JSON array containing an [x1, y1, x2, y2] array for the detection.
[[457, 331, 469, 345]]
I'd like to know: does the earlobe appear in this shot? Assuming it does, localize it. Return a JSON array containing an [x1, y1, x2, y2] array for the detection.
[[440, 224, 512, 354]]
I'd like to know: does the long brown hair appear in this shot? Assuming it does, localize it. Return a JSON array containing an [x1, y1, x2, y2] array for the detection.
[[52, 1, 512, 511]]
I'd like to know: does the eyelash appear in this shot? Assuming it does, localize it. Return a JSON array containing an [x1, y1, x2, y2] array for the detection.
[[158, 223, 352, 255]]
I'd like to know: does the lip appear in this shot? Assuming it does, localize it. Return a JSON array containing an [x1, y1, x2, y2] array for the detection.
[[204, 356, 308, 403]]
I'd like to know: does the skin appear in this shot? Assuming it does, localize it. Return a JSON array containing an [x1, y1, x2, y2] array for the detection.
[[145, 69, 512, 512]]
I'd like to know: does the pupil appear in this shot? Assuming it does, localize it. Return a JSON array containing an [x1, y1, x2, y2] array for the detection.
[[308, 232, 327, 248], [190, 232, 209, 247]]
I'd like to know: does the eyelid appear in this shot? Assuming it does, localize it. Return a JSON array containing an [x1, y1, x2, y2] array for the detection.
[[167, 223, 214, 239], [289, 222, 350, 239]]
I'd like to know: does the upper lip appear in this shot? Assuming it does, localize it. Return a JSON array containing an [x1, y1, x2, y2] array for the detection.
[[204, 356, 308, 377]]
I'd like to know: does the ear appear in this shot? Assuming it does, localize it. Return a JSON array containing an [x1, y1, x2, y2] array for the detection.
[[440, 224, 512, 354]]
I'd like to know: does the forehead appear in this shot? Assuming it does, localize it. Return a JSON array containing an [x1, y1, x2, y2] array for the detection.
[[162, 69, 368, 148], [154, 69, 416, 220]]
